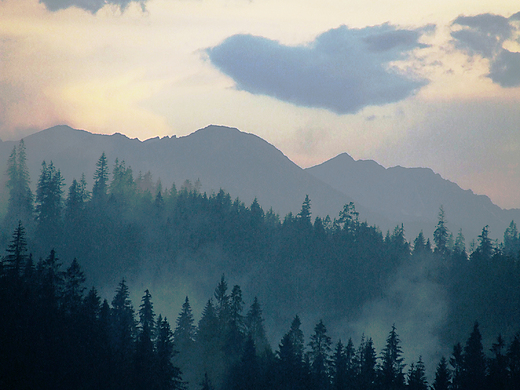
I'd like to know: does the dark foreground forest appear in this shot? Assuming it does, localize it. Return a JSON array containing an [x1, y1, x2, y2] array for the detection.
[[1, 140, 520, 389]]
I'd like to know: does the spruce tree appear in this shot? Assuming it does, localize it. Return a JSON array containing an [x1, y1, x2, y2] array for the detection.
[[135, 289, 157, 390], [35, 161, 64, 249], [245, 297, 270, 355], [434, 206, 450, 257], [5, 140, 33, 229], [431, 356, 451, 390], [406, 357, 428, 390], [308, 319, 332, 390], [156, 316, 183, 390], [92, 152, 109, 202], [379, 325, 406, 390], [2, 221, 28, 279], [461, 322, 486, 390]]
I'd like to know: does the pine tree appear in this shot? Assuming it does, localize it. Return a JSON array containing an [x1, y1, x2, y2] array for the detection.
[[471, 226, 493, 262], [196, 299, 224, 389], [156, 316, 184, 390], [331, 340, 348, 390], [308, 319, 332, 390], [461, 322, 486, 390], [434, 206, 450, 257], [431, 356, 451, 390], [110, 279, 136, 390], [2, 221, 28, 279], [289, 315, 305, 363], [135, 289, 157, 390], [92, 152, 109, 204], [5, 140, 33, 229], [379, 325, 406, 390], [173, 296, 196, 385], [297, 195, 312, 224], [225, 284, 245, 358], [65, 175, 90, 223], [356, 336, 378, 390], [503, 221, 520, 257], [174, 296, 196, 352], [507, 333, 520, 390], [35, 161, 64, 248], [62, 258, 86, 316], [406, 357, 428, 390], [487, 334, 507, 390], [450, 343, 464, 390], [245, 297, 270, 355]]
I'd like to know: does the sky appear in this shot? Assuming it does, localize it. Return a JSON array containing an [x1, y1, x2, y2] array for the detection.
[[1, 0, 520, 209]]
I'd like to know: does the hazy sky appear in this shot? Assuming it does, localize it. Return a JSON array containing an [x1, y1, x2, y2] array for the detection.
[[1, 0, 519, 208]]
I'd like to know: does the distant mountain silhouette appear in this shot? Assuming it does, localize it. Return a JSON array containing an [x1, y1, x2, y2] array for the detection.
[[0, 125, 364, 225], [0, 125, 518, 243], [306, 152, 520, 242]]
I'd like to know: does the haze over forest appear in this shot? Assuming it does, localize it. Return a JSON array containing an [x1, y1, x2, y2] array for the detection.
[[2, 1, 520, 388], [1, 125, 520, 390]]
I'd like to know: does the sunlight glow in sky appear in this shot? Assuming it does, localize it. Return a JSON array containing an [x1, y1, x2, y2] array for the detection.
[[1, 0, 519, 208]]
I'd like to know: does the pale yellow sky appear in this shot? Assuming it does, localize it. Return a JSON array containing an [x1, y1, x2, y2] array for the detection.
[[1, 0, 519, 208]]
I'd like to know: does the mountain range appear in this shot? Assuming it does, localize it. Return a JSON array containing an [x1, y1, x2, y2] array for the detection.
[[0, 124, 518, 244]]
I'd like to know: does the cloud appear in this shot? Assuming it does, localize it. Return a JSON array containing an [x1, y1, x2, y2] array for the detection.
[[206, 24, 430, 115], [451, 12, 520, 87], [39, 0, 147, 13]]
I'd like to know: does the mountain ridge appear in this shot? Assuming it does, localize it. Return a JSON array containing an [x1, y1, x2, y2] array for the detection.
[[1, 124, 518, 243]]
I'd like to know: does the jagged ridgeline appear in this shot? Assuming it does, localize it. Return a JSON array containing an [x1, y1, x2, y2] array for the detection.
[[1, 140, 520, 386]]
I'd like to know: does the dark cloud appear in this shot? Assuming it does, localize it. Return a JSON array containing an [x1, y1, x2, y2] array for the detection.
[[40, 0, 147, 13], [451, 12, 520, 87], [206, 24, 430, 114]]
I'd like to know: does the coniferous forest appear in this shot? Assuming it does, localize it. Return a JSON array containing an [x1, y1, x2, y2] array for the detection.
[[1, 140, 520, 389]]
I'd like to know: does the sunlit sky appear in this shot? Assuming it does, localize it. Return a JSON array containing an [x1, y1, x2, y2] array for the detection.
[[1, 0, 520, 208]]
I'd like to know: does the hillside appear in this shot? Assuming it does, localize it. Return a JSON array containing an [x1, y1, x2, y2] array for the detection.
[[306, 152, 520, 242], [0, 125, 364, 225], [1, 124, 519, 242]]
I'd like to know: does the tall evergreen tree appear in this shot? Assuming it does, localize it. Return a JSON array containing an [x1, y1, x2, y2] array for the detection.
[[245, 297, 270, 355], [406, 357, 428, 390], [5, 140, 33, 229], [297, 195, 312, 225], [503, 221, 520, 257], [92, 152, 109, 203], [111, 279, 136, 390], [431, 356, 451, 390], [356, 336, 378, 390], [308, 319, 332, 390], [507, 333, 520, 390], [471, 225, 493, 262], [2, 220, 28, 279], [331, 340, 348, 390], [35, 161, 64, 248], [135, 289, 157, 390], [434, 206, 450, 257], [450, 343, 464, 390], [62, 258, 86, 316], [156, 316, 184, 390], [461, 322, 486, 390], [379, 325, 406, 390], [173, 296, 196, 387], [487, 334, 507, 390]]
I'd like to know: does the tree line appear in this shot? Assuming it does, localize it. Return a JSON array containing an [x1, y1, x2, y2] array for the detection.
[[2, 140, 520, 375], [1, 223, 520, 390]]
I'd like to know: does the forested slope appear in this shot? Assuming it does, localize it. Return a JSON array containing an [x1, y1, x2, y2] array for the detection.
[[1, 140, 520, 389]]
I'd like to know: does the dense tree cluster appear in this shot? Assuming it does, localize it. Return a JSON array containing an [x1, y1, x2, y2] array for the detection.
[[1, 226, 519, 390], [1, 141, 520, 389], [0, 225, 181, 390]]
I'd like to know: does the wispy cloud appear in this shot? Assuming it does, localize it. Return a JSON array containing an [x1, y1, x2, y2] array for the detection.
[[206, 24, 431, 115], [451, 12, 520, 87], [39, 0, 147, 13]]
